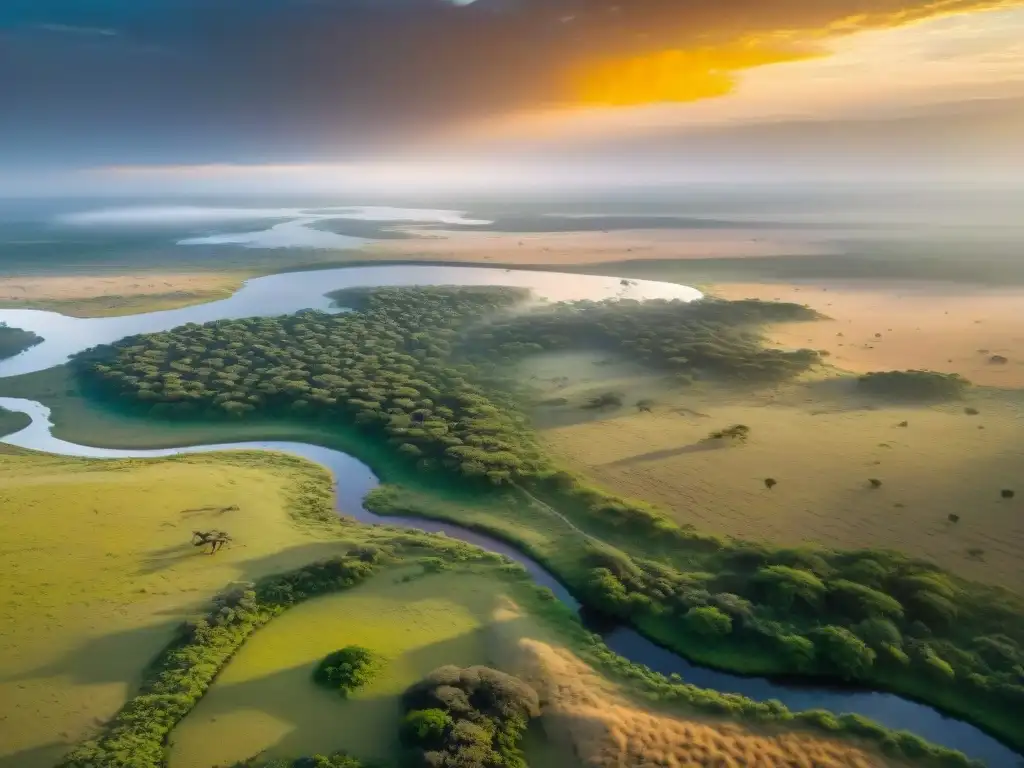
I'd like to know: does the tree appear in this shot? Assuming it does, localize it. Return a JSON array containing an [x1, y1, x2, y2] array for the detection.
[[755, 565, 826, 611], [813, 625, 876, 679], [828, 580, 904, 620], [313, 646, 383, 696], [684, 605, 732, 637], [401, 709, 452, 748]]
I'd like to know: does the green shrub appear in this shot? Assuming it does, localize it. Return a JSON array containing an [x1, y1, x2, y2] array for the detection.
[[313, 646, 384, 696]]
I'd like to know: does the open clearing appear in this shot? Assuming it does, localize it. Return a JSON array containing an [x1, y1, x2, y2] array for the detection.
[[527, 352, 1024, 592], [0, 450, 350, 768], [169, 570, 557, 768], [711, 281, 1024, 388]]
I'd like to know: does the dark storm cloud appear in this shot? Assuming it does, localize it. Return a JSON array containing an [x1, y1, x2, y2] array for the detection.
[[0, 0, 1007, 166]]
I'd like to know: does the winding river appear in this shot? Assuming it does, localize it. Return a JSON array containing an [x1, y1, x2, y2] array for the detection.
[[0, 265, 1018, 766]]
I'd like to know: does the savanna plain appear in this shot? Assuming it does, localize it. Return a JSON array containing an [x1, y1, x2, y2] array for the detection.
[[0, 214, 1022, 768]]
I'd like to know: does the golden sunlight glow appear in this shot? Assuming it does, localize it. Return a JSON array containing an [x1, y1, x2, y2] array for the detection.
[[572, 42, 821, 106], [454, 2, 1024, 148], [570, 0, 1019, 108]]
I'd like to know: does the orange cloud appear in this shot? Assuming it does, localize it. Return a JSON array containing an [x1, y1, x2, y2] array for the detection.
[[571, 41, 822, 107], [568, 0, 1021, 107]]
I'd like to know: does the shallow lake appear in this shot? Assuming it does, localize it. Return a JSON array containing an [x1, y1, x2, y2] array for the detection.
[[0, 264, 1018, 766]]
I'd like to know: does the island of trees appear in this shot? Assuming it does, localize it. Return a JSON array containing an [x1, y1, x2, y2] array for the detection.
[[313, 645, 384, 697]]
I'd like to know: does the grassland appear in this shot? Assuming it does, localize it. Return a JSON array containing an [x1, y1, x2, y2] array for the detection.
[[0, 449, 358, 768], [523, 351, 1024, 593], [169, 569, 551, 768]]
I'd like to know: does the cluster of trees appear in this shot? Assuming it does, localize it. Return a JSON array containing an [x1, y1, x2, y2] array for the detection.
[[400, 665, 540, 768], [579, 540, 1024, 715], [58, 551, 387, 768], [313, 645, 384, 697], [857, 370, 971, 400], [79, 287, 546, 485], [465, 297, 822, 383], [0, 322, 42, 360]]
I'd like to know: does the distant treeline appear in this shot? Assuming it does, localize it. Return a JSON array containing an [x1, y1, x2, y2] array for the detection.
[[465, 297, 822, 384]]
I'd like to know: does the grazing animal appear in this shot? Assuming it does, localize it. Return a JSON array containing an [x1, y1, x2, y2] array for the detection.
[[868, 478, 882, 489], [764, 478, 777, 491], [1001, 489, 1016, 500], [191, 530, 232, 554], [948, 513, 960, 523]]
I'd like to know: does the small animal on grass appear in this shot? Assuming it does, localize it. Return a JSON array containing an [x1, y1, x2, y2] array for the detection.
[[948, 513, 960, 524], [868, 478, 883, 489], [1001, 489, 1016, 500], [764, 477, 777, 491], [191, 530, 233, 554]]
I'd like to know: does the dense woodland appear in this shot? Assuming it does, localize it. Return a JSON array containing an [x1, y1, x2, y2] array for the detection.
[[80, 287, 545, 485], [75, 287, 1024, 751], [0, 322, 42, 360], [464, 297, 822, 383]]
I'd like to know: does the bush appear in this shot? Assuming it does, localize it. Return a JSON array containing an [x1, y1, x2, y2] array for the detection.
[[313, 646, 384, 696], [401, 708, 453, 749]]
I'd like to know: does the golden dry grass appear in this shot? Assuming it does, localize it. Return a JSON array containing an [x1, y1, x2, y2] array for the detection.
[[0, 450, 351, 768], [711, 281, 1024, 388], [527, 353, 1024, 592], [490, 604, 902, 768], [0, 273, 243, 317], [367, 228, 828, 265]]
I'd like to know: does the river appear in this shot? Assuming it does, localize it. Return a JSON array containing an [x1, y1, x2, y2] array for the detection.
[[0, 265, 1018, 766]]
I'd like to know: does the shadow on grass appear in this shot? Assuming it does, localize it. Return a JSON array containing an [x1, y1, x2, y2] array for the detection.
[[0, 741, 72, 768], [1, 619, 181, 686], [603, 441, 725, 467]]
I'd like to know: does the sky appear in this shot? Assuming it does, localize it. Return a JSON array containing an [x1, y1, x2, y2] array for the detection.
[[1, 0, 1022, 194]]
